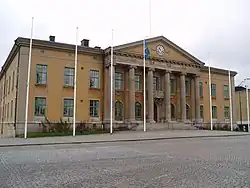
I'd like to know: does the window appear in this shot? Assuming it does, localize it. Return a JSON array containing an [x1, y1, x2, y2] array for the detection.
[[135, 102, 142, 119], [36, 64, 47, 84], [199, 82, 203, 97], [153, 77, 159, 90], [186, 104, 190, 119], [63, 99, 74, 117], [200, 105, 204, 119], [224, 85, 229, 99], [171, 79, 175, 94], [212, 105, 217, 119], [115, 101, 123, 121], [185, 79, 191, 96], [224, 106, 230, 119], [89, 100, 99, 117], [10, 100, 13, 119], [211, 84, 216, 97], [5, 79, 8, 96], [64, 67, 74, 87], [12, 71, 15, 91], [90, 70, 100, 89], [8, 76, 11, 94], [115, 72, 123, 90], [7, 103, 9, 120], [35, 97, 46, 116], [135, 74, 142, 90]]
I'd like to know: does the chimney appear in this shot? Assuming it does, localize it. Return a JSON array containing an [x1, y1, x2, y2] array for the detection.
[[49, 35, 55, 42], [81, 39, 89, 47]]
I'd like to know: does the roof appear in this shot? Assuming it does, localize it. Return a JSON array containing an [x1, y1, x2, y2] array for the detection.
[[201, 66, 237, 77]]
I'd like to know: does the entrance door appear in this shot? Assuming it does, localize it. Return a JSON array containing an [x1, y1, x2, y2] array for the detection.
[[154, 102, 157, 122]]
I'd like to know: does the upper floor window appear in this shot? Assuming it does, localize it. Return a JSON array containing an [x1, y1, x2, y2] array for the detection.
[[90, 70, 100, 89], [224, 85, 229, 99], [153, 76, 160, 90], [185, 78, 191, 96], [171, 79, 175, 94], [211, 84, 216, 97], [8, 76, 11, 94], [135, 74, 142, 90], [12, 71, 15, 91], [35, 97, 46, 116], [63, 99, 73, 117], [64, 67, 74, 87], [89, 100, 99, 117], [36, 64, 47, 84], [115, 72, 123, 90], [199, 82, 203, 97]]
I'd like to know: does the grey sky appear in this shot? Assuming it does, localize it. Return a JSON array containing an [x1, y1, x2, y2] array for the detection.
[[0, 0, 249, 84]]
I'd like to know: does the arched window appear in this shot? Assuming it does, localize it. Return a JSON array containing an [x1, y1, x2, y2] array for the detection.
[[115, 101, 123, 121], [135, 102, 142, 119], [186, 104, 190, 120]]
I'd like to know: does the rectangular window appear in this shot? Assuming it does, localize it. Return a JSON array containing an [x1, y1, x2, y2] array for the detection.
[[199, 82, 203, 97], [12, 71, 15, 91], [185, 78, 191, 96], [153, 76, 159, 90], [211, 84, 216, 97], [90, 70, 100, 89], [8, 76, 11, 94], [63, 99, 73, 117], [224, 105, 230, 119], [224, 85, 229, 99], [212, 105, 217, 119], [89, 100, 99, 117], [115, 72, 123, 90], [135, 74, 142, 90], [35, 97, 46, 116], [171, 79, 175, 94], [64, 67, 74, 87], [200, 105, 204, 119], [5, 79, 8, 96], [10, 100, 13, 119], [7, 103, 9, 120], [36, 64, 47, 84]]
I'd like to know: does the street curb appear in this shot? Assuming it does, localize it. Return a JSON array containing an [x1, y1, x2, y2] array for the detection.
[[0, 133, 249, 148]]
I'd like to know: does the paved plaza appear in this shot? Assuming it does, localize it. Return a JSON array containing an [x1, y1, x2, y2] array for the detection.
[[0, 135, 250, 187]]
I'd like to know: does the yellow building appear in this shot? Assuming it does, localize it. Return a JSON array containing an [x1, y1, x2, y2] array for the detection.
[[0, 35, 237, 136]]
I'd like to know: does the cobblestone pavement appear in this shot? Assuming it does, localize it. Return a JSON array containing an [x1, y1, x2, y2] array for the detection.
[[0, 136, 250, 188]]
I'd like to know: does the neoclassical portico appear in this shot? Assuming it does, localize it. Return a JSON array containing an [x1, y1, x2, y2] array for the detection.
[[103, 59, 201, 124]]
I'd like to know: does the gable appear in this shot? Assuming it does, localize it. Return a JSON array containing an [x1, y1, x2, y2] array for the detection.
[[114, 36, 203, 66]]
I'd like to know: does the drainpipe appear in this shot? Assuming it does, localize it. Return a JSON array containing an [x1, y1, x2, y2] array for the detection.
[[14, 46, 20, 130]]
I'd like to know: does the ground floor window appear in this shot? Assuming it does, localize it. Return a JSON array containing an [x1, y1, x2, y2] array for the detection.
[[200, 105, 204, 119], [89, 100, 99, 117], [63, 99, 74, 117], [35, 97, 46, 116], [186, 104, 190, 119], [115, 101, 123, 121], [224, 105, 230, 119], [135, 102, 142, 119], [212, 106, 217, 119]]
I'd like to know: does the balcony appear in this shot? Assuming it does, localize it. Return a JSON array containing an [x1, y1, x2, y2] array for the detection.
[[153, 90, 164, 98]]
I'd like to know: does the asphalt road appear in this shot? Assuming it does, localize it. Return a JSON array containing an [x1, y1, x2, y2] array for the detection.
[[0, 136, 250, 188]]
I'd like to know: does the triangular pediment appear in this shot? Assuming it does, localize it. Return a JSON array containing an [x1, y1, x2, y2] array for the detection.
[[113, 36, 204, 66]]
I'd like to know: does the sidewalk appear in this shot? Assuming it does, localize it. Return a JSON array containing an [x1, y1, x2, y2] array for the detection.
[[0, 130, 249, 148]]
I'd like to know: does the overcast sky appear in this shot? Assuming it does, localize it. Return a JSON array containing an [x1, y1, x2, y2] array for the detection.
[[0, 0, 249, 85]]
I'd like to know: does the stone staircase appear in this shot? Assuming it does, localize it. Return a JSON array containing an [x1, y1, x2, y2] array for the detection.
[[130, 122, 199, 131]]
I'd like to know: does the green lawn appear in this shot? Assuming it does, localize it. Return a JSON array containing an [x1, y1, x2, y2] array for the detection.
[[17, 130, 108, 138]]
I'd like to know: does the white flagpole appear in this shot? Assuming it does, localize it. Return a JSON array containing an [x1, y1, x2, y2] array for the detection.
[[110, 29, 114, 134], [24, 17, 34, 139], [143, 39, 146, 132], [208, 57, 213, 131], [73, 27, 78, 136], [149, 0, 152, 37], [246, 85, 249, 132], [228, 70, 233, 131]]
